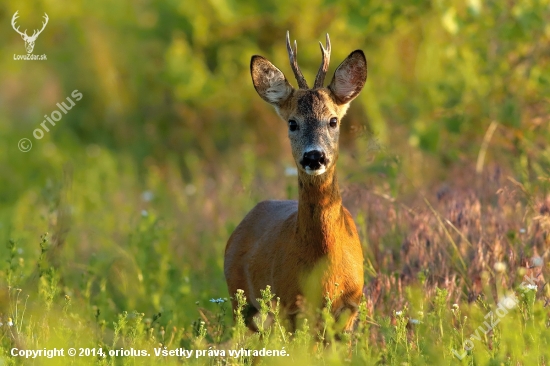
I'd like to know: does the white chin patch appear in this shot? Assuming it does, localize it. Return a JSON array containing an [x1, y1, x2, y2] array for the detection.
[[304, 166, 327, 176]]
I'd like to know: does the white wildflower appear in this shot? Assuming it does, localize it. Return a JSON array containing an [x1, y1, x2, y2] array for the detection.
[[7, 318, 13, 327], [395, 310, 403, 316], [285, 167, 298, 177], [524, 284, 537, 291], [141, 191, 154, 202], [409, 318, 420, 324], [531, 257, 543, 267], [519, 228, 526, 234]]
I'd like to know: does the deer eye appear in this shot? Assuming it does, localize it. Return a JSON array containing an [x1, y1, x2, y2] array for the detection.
[[288, 120, 298, 131], [329, 117, 338, 128]]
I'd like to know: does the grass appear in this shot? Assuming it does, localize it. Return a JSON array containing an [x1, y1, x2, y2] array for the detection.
[[2, 1, 550, 364], [0, 138, 549, 365]]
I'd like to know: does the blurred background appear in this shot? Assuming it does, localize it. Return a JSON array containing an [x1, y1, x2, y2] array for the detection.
[[0, 0, 549, 327]]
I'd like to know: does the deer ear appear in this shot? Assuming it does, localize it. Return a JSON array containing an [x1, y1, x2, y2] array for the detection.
[[251, 55, 294, 105], [328, 50, 367, 104]]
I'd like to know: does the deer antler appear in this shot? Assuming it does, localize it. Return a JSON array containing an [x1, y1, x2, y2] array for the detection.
[[286, 31, 309, 89], [11, 11, 28, 38], [313, 33, 331, 88], [30, 13, 49, 40]]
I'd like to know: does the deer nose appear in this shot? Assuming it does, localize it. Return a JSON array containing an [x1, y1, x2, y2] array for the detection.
[[301, 150, 327, 170]]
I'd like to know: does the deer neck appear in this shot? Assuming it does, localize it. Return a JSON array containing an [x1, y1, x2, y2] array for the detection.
[[296, 165, 345, 256]]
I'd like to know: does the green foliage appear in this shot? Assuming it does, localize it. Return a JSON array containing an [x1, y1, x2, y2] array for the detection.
[[1, 0, 550, 364]]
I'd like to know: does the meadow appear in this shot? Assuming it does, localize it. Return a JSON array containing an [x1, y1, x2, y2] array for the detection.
[[1, 0, 550, 364]]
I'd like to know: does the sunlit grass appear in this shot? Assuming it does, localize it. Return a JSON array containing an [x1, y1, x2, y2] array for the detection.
[[1, 1, 550, 364], [0, 144, 549, 365]]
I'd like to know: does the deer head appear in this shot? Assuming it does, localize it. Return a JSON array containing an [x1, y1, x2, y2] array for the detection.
[[251, 32, 367, 176], [12, 11, 49, 54]]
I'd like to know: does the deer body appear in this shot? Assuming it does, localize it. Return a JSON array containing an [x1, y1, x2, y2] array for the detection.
[[225, 33, 367, 331]]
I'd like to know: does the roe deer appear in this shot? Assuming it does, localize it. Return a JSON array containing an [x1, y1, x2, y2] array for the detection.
[[224, 32, 366, 332]]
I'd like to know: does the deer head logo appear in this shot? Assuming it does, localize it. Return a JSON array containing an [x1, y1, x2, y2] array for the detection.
[[11, 11, 49, 54]]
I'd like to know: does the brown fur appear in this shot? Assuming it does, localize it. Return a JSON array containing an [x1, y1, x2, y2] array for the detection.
[[225, 35, 367, 332]]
